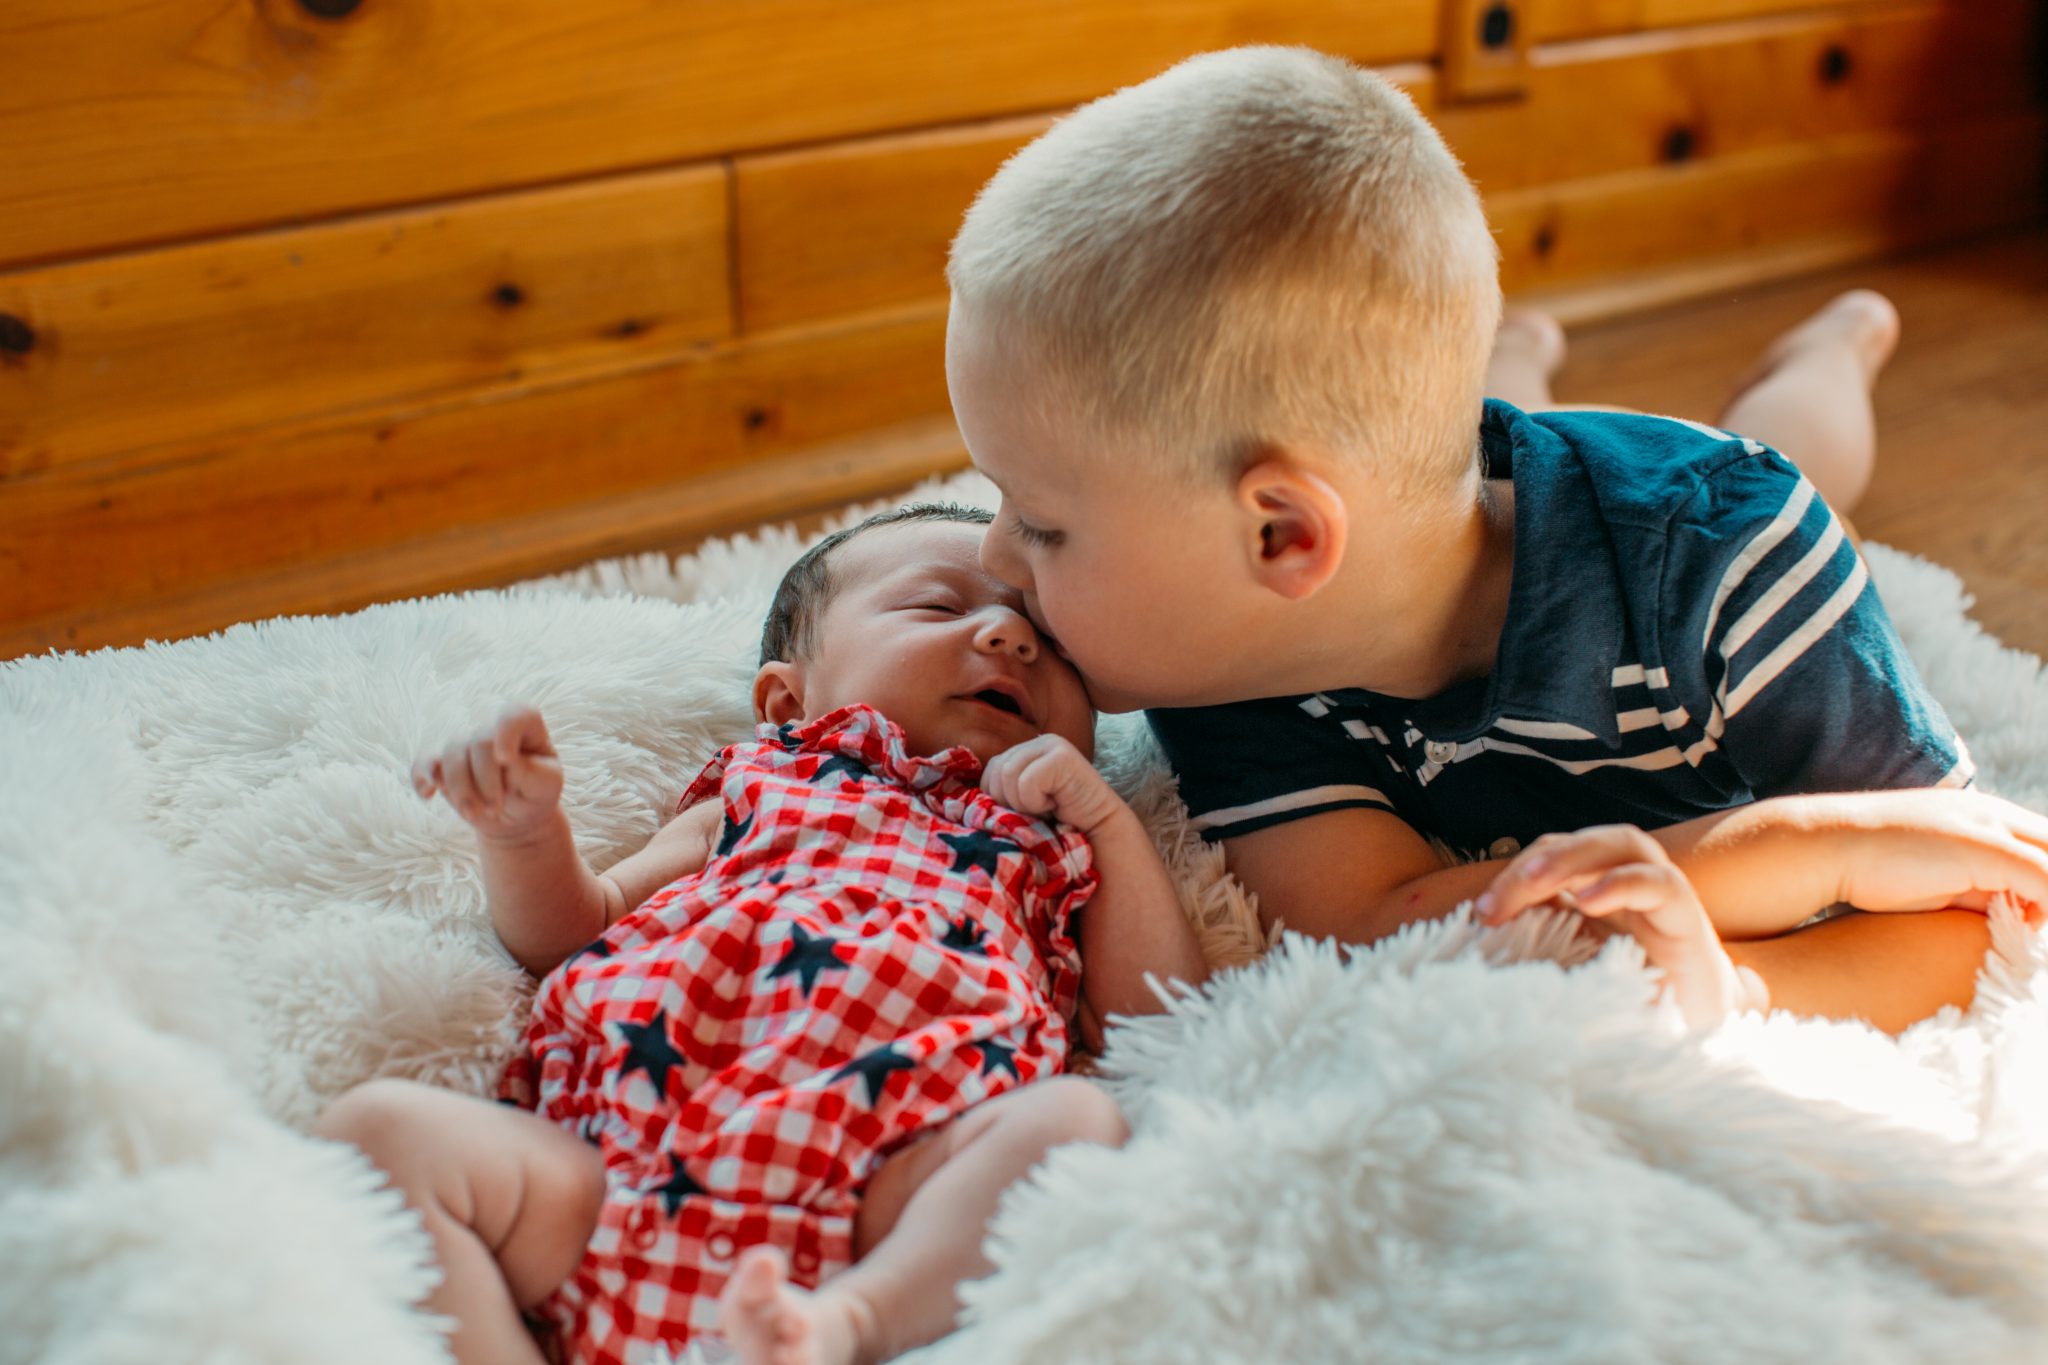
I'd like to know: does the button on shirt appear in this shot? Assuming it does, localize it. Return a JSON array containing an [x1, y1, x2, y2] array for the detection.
[[1147, 400, 1972, 861]]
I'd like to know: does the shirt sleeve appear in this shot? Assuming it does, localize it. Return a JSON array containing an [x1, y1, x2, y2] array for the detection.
[[1144, 695, 1399, 842], [1662, 451, 1972, 796]]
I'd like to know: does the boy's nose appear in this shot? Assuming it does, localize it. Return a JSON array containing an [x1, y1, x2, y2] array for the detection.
[[978, 522, 1033, 591], [974, 610, 1040, 663]]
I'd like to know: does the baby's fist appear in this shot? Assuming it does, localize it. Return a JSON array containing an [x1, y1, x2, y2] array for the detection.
[[413, 705, 565, 842], [979, 734, 1124, 834]]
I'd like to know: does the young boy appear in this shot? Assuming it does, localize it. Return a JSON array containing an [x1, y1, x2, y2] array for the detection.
[[942, 46, 2048, 1030], [317, 506, 1212, 1365]]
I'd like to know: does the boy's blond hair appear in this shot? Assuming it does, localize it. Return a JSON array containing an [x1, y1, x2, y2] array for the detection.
[[948, 46, 1501, 498]]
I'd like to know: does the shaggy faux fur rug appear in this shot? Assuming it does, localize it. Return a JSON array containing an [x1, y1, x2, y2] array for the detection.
[[5, 469, 2048, 1365]]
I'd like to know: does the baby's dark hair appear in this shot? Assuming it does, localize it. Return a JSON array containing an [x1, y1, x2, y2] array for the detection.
[[759, 502, 997, 666]]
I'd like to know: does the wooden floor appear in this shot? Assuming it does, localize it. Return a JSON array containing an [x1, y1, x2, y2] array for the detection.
[[1552, 227, 2048, 660]]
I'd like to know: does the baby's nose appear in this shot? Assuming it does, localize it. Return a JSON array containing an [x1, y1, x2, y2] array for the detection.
[[976, 611, 1040, 662]]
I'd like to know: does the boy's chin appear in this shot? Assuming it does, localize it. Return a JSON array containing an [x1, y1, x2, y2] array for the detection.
[[1076, 674, 1150, 716]]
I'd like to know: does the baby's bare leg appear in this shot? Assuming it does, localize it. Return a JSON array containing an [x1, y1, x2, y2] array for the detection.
[[718, 1076, 1128, 1365], [1717, 290, 1900, 514], [315, 1078, 605, 1365]]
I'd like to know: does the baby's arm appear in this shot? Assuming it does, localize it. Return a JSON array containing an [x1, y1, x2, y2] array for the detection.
[[415, 706, 720, 977], [979, 737, 1209, 1031]]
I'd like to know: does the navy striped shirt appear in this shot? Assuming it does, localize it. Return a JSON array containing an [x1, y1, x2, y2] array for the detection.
[[1147, 400, 1971, 861]]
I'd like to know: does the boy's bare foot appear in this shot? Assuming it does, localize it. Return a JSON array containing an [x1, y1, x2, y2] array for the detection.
[[719, 1248, 878, 1365], [1727, 289, 1900, 403], [1485, 307, 1568, 410]]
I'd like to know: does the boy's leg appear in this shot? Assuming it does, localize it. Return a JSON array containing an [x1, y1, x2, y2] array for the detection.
[[717, 1076, 1128, 1365], [314, 1078, 606, 1365], [1716, 289, 1900, 514], [1484, 308, 1568, 411]]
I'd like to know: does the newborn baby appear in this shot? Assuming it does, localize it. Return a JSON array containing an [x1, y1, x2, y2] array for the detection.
[[316, 503, 1209, 1365]]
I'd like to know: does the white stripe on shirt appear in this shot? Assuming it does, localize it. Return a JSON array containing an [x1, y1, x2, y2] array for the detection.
[[1718, 514, 1848, 660], [1724, 555, 1870, 717], [1493, 717, 1600, 741], [1188, 784, 1392, 832], [1699, 479, 1817, 654], [1618, 705, 1692, 734]]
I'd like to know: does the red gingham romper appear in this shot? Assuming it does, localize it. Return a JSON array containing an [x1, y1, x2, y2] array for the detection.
[[499, 703, 1096, 1364]]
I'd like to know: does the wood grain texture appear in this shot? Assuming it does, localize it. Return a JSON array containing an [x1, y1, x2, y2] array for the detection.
[[730, 3, 2040, 333], [0, 0, 1436, 269], [0, 167, 732, 479], [736, 117, 1051, 334], [1, 307, 951, 648], [1491, 112, 2048, 294]]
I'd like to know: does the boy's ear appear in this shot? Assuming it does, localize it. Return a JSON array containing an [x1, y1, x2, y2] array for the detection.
[[1236, 456, 1349, 601], [752, 661, 807, 726]]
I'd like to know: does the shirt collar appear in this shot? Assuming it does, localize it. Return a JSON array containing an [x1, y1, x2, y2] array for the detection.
[[1344, 401, 1627, 746]]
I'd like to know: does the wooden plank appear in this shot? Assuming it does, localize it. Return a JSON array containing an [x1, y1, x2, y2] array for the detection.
[[1490, 112, 2048, 294], [0, 168, 732, 481], [737, 117, 1052, 334], [1535, 0, 1887, 41], [733, 2, 2041, 331], [1434, 1, 2045, 193], [1440, 0, 1533, 100], [0, 0, 1436, 270], [1, 417, 971, 660], [0, 306, 952, 636]]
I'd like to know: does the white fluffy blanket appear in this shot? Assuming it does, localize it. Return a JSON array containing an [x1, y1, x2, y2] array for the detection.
[[5, 470, 2048, 1365]]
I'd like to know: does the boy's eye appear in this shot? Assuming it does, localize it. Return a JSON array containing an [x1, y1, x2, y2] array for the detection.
[[910, 601, 961, 614], [1009, 514, 1064, 549]]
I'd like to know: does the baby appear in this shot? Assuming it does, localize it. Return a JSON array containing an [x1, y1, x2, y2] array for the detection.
[[316, 504, 1211, 1365]]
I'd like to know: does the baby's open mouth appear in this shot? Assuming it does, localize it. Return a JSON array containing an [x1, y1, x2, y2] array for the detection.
[[972, 688, 1025, 718]]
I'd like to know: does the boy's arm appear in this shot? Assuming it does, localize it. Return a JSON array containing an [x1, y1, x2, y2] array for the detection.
[[1228, 787, 2048, 944], [1723, 909, 1990, 1034]]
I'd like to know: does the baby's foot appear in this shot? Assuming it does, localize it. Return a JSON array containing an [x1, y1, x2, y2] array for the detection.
[[1730, 289, 1901, 400], [718, 1248, 874, 1365], [1485, 308, 1567, 409]]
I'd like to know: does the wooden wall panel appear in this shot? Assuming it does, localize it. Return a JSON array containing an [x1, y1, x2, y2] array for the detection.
[[1491, 112, 2048, 293], [0, 168, 732, 480], [731, 2, 2040, 335], [0, 0, 1436, 269], [737, 118, 1052, 335], [1, 308, 952, 649]]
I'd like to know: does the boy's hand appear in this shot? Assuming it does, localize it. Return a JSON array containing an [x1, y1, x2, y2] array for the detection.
[[1478, 825, 1765, 1030], [1814, 789, 2048, 924], [412, 705, 565, 843], [979, 734, 1126, 835]]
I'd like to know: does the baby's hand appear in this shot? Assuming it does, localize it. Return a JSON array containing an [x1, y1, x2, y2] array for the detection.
[[412, 705, 565, 842], [979, 734, 1126, 835], [1478, 825, 1763, 1031]]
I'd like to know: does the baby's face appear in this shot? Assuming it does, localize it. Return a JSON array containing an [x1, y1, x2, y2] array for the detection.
[[947, 311, 1263, 714], [791, 521, 1097, 764]]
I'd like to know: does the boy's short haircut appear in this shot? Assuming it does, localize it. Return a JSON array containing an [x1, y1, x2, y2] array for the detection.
[[759, 503, 997, 666], [947, 45, 1501, 498]]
